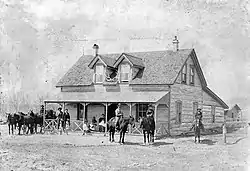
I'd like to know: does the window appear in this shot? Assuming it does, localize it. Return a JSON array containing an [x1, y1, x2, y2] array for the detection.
[[136, 104, 148, 121], [193, 102, 198, 119], [176, 101, 182, 124], [190, 65, 195, 85], [77, 103, 85, 120], [120, 64, 130, 82], [181, 64, 187, 84], [211, 106, 215, 123], [95, 65, 104, 83]]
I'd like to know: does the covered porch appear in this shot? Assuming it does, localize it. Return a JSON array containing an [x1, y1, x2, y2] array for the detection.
[[43, 91, 171, 136]]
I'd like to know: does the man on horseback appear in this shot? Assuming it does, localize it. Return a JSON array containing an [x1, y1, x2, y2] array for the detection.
[[146, 105, 154, 117], [115, 103, 123, 131]]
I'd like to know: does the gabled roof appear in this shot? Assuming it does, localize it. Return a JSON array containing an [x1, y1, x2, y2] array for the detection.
[[233, 104, 241, 111], [113, 53, 145, 68], [203, 87, 229, 109], [56, 55, 95, 87], [88, 55, 117, 69], [56, 49, 194, 87]]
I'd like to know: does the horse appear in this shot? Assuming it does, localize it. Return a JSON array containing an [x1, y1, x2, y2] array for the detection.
[[190, 117, 204, 143], [33, 113, 43, 134], [139, 115, 156, 145], [16, 112, 35, 135], [107, 116, 135, 144], [6, 113, 19, 135]]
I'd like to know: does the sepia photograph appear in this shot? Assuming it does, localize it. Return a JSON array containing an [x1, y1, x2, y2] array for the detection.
[[0, 0, 249, 170]]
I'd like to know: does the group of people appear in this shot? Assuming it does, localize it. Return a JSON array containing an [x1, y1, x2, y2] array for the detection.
[[56, 107, 71, 130], [52, 104, 204, 133]]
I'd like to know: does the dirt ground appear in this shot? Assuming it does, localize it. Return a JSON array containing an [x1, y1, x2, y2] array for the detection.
[[0, 125, 249, 171]]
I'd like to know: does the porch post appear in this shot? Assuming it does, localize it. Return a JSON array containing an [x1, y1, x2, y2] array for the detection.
[[105, 103, 108, 136], [129, 103, 132, 116], [154, 104, 158, 134], [83, 103, 86, 132], [43, 102, 46, 133], [63, 102, 65, 113], [129, 103, 132, 134]]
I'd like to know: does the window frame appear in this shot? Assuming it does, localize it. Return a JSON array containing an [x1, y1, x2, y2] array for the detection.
[[136, 104, 148, 122], [120, 63, 130, 82], [95, 64, 104, 83], [190, 65, 195, 85], [176, 101, 182, 124], [181, 64, 187, 84], [193, 102, 198, 119], [211, 106, 215, 123]]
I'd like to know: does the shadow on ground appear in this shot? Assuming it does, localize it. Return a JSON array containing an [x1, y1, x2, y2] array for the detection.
[[227, 137, 247, 145], [199, 139, 217, 145], [152, 141, 173, 147]]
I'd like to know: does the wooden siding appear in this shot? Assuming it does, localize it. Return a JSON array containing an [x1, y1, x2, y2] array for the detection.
[[131, 85, 169, 92], [170, 83, 203, 126], [215, 107, 224, 123], [175, 56, 201, 87], [156, 104, 168, 122], [202, 90, 221, 107]]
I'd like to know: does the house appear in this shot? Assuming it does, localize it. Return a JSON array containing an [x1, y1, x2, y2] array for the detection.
[[44, 37, 229, 135], [225, 104, 242, 121]]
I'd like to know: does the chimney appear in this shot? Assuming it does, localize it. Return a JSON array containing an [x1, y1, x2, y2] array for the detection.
[[172, 36, 179, 52], [92, 44, 99, 57]]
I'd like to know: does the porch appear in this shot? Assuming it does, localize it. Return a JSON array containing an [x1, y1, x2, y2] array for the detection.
[[43, 91, 171, 136]]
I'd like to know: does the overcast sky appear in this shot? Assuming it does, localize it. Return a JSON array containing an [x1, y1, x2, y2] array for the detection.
[[0, 0, 250, 113]]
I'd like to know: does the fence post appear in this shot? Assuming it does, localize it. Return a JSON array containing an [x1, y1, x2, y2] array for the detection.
[[222, 123, 227, 144]]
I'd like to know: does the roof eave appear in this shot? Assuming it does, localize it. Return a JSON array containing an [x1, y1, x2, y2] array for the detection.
[[203, 87, 229, 109]]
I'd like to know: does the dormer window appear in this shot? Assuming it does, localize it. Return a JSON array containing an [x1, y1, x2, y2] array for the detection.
[[120, 64, 130, 82], [181, 64, 187, 84], [95, 65, 104, 83]]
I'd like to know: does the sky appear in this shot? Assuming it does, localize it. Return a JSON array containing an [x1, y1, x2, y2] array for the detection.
[[0, 0, 249, 115]]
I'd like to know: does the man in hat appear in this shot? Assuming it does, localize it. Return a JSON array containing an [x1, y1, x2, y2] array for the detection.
[[193, 108, 204, 131], [196, 108, 203, 121], [56, 107, 63, 129], [146, 105, 154, 117], [115, 103, 123, 130]]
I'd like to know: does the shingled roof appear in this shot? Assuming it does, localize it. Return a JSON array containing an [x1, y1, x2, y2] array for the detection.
[[56, 49, 194, 87]]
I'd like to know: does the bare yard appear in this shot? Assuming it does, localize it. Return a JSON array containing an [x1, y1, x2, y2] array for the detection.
[[0, 125, 249, 171]]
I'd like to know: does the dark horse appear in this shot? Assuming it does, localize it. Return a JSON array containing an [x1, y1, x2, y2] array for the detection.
[[16, 112, 35, 135], [190, 117, 204, 143], [33, 113, 43, 134], [6, 113, 19, 135], [139, 115, 155, 145], [107, 116, 135, 144]]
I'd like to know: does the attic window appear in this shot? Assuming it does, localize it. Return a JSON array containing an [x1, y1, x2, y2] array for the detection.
[[120, 64, 130, 82], [95, 65, 104, 83], [181, 64, 187, 84], [190, 65, 195, 85]]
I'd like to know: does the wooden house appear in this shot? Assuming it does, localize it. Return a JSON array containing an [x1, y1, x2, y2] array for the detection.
[[45, 37, 229, 135], [225, 104, 242, 122]]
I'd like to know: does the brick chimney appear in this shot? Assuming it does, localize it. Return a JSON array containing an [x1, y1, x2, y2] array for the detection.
[[172, 36, 179, 52], [92, 44, 99, 57]]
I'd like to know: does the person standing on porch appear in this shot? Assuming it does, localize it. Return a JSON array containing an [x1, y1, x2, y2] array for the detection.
[[115, 103, 123, 130], [56, 107, 63, 129]]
